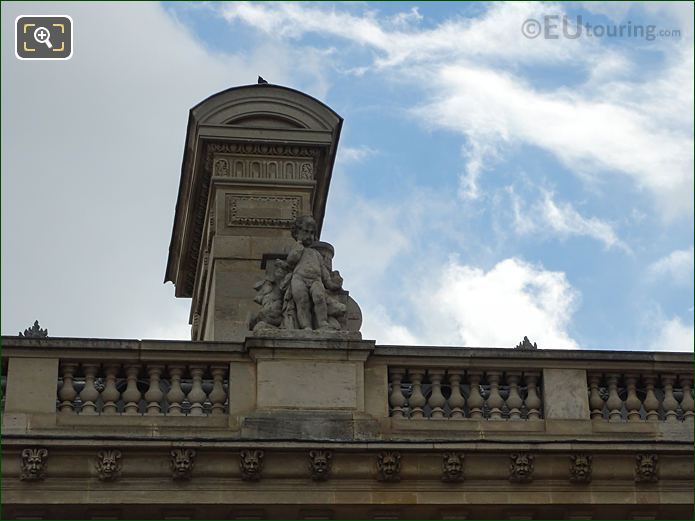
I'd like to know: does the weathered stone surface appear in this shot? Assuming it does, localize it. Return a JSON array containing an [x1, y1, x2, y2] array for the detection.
[[257, 360, 360, 409], [542, 368, 590, 420]]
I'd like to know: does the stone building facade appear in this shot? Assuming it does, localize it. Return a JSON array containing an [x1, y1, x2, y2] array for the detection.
[[1, 84, 693, 520]]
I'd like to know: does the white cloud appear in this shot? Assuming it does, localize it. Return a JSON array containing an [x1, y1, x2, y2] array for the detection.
[[648, 247, 694, 285], [510, 189, 629, 251], [1, 2, 331, 338], [413, 258, 580, 349], [338, 145, 378, 163], [650, 316, 694, 352], [219, 2, 694, 219]]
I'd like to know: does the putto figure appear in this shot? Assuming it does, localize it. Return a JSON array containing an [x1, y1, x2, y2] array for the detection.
[[20, 448, 48, 481], [251, 215, 358, 334], [250, 259, 290, 332], [286, 215, 343, 331]]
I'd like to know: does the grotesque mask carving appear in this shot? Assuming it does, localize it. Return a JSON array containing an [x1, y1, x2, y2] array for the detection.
[[309, 450, 333, 481], [96, 449, 122, 481], [377, 451, 401, 482], [635, 453, 658, 482], [569, 454, 592, 483], [441, 452, 464, 482], [170, 448, 196, 481], [20, 448, 48, 481], [509, 453, 534, 483], [240, 449, 264, 481]]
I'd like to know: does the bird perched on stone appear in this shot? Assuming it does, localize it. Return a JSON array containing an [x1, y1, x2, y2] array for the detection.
[[258, 76, 269, 84]]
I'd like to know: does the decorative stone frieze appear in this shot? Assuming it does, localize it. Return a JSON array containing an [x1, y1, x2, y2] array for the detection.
[[377, 451, 401, 482], [509, 453, 534, 483], [569, 454, 592, 484], [20, 448, 48, 481], [170, 449, 196, 481], [441, 452, 464, 483], [635, 454, 658, 483], [96, 449, 122, 481], [308, 450, 332, 481], [240, 450, 264, 481]]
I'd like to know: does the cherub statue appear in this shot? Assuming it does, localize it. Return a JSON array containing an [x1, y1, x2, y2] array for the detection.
[[284, 216, 343, 331], [249, 259, 290, 332]]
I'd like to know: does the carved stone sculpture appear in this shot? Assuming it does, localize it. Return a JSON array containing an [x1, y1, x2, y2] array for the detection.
[[251, 216, 357, 334], [20, 448, 48, 481], [19, 320, 48, 338], [308, 450, 332, 481], [569, 454, 592, 483], [635, 453, 658, 482], [95, 449, 122, 481], [441, 452, 464, 482], [240, 449, 264, 481], [514, 336, 537, 350], [509, 453, 534, 483], [377, 451, 401, 482], [170, 448, 196, 481], [249, 259, 290, 332]]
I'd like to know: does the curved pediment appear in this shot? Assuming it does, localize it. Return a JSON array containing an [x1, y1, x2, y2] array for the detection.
[[190, 84, 341, 131]]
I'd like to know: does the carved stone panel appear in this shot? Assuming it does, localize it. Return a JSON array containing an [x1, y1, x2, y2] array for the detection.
[[225, 194, 301, 228], [209, 143, 319, 182]]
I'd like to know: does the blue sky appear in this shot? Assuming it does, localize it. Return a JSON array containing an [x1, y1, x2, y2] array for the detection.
[[2, 2, 693, 351]]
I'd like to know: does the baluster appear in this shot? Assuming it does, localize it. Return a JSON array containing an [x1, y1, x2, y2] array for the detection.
[[643, 375, 660, 422], [486, 371, 504, 420], [187, 365, 207, 416], [448, 370, 465, 419], [467, 371, 484, 419], [524, 372, 542, 420], [605, 374, 623, 422], [408, 369, 426, 419], [144, 365, 164, 415], [78, 364, 100, 415], [166, 365, 186, 416], [209, 365, 227, 415], [428, 369, 446, 419], [624, 373, 642, 422], [101, 364, 120, 415], [588, 373, 605, 420], [122, 364, 142, 415], [388, 368, 407, 418], [506, 372, 523, 420], [58, 362, 78, 413], [660, 374, 679, 423], [679, 374, 693, 423]]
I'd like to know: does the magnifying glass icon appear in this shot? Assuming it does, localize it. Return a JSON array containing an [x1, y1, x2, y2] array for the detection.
[[33, 26, 53, 49]]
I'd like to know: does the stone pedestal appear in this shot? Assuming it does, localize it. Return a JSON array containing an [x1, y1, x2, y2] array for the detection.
[[238, 335, 379, 440]]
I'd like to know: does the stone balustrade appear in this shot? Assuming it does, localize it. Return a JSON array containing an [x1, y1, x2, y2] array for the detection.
[[57, 362, 229, 416], [2, 337, 693, 435], [588, 371, 693, 423], [388, 367, 542, 420]]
